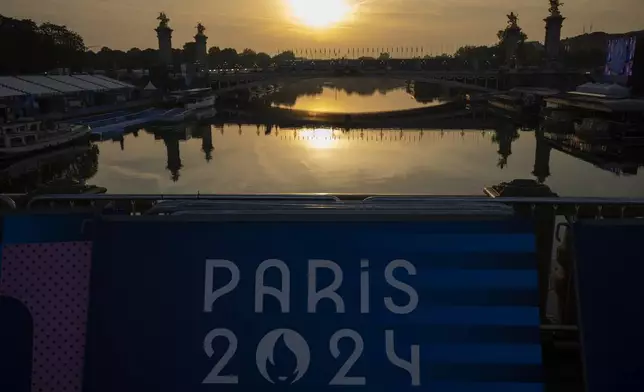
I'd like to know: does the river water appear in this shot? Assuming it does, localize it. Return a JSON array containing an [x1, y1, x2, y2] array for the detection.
[[271, 78, 443, 113], [2, 78, 643, 196], [83, 125, 643, 196]]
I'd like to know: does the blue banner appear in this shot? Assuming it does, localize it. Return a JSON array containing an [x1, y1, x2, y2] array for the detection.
[[85, 218, 541, 392], [574, 219, 644, 392]]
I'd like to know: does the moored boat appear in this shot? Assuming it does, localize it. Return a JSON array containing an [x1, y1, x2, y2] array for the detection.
[[488, 87, 559, 115], [163, 88, 216, 110], [573, 117, 642, 141], [185, 95, 216, 110], [0, 121, 91, 159], [194, 107, 218, 121], [484, 179, 558, 198]]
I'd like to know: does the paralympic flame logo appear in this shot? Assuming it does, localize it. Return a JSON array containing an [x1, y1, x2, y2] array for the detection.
[[256, 329, 310, 384]]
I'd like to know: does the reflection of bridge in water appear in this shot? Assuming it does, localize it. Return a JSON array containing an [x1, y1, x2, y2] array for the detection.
[[218, 106, 501, 130], [143, 123, 644, 183], [147, 122, 537, 182]]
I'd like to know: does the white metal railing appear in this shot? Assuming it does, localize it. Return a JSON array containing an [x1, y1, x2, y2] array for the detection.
[[0, 193, 641, 218]]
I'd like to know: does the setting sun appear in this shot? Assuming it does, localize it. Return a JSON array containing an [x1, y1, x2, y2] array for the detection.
[[287, 0, 353, 28]]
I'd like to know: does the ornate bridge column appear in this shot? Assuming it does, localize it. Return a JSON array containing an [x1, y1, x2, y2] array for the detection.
[[503, 13, 522, 69], [155, 12, 174, 67], [195, 23, 208, 71], [544, 1, 565, 67]]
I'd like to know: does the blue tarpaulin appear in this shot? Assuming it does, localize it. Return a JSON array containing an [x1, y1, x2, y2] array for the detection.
[[574, 219, 644, 392]]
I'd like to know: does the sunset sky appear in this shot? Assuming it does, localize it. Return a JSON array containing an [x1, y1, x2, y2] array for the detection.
[[3, 0, 643, 53]]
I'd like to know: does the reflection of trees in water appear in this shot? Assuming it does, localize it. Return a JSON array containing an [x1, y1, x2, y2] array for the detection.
[[0, 143, 100, 193], [411, 82, 462, 104], [270, 78, 408, 107], [492, 123, 520, 169], [76, 145, 100, 180], [233, 126, 502, 144]]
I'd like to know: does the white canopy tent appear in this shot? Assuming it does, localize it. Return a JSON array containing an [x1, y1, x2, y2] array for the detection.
[[73, 75, 123, 90], [18, 75, 85, 93], [0, 85, 25, 98], [0, 76, 60, 96], [94, 74, 135, 88], [48, 75, 107, 92]]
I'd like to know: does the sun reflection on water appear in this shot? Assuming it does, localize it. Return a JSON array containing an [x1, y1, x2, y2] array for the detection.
[[297, 128, 340, 149]]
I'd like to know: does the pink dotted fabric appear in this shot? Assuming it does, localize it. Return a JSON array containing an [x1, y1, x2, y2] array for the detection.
[[0, 242, 93, 392]]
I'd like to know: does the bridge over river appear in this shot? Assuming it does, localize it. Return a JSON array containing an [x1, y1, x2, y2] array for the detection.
[[209, 69, 585, 94]]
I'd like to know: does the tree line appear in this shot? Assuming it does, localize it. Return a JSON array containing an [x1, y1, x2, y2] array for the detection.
[[0, 14, 296, 74], [1, 12, 610, 76], [0, 14, 86, 74]]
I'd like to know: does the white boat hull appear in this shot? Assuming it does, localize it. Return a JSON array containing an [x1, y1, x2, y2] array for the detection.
[[0, 125, 91, 158], [185, 96, 215, 110], [194, 107, 218, 120]]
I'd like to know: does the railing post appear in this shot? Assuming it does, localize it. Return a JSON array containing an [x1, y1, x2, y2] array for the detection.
[[534, 205, 556, 323], [514, 202, 556, 324], [555, 222, 577, 325], [491, 184, 557, 324]]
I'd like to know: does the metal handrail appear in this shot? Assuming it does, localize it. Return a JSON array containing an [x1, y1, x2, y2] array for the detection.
[[20, 193, 644, 204], [25, 193, 342, 209], [363, 196, 644, 205], [16, 194, 644, 218], [21, 194, 644, 206]]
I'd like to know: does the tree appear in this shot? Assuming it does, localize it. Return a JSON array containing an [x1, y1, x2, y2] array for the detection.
[[255, 52, 271, 68], [208, 46, 221, 56], [39, 22, 86, 70], [219, 48, 239, 67], [183, 42, 197, 63], [378, 52, 391, 60], [455, 45, 499, 62], [91, 47, 127, 70], [208, 46, 221, 68], [273, 50, 296, 64], [0, 14, 86, 73], [239, 48, 257, 67]]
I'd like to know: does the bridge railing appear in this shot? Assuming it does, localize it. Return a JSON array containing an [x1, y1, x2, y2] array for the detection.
[[4, 193, 643, 217]]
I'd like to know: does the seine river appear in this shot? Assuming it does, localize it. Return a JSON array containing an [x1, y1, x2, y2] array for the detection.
[[2, 78, 643, 197]]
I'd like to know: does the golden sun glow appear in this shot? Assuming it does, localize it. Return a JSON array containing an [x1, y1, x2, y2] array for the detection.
[[287, 0, 353, 28]]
